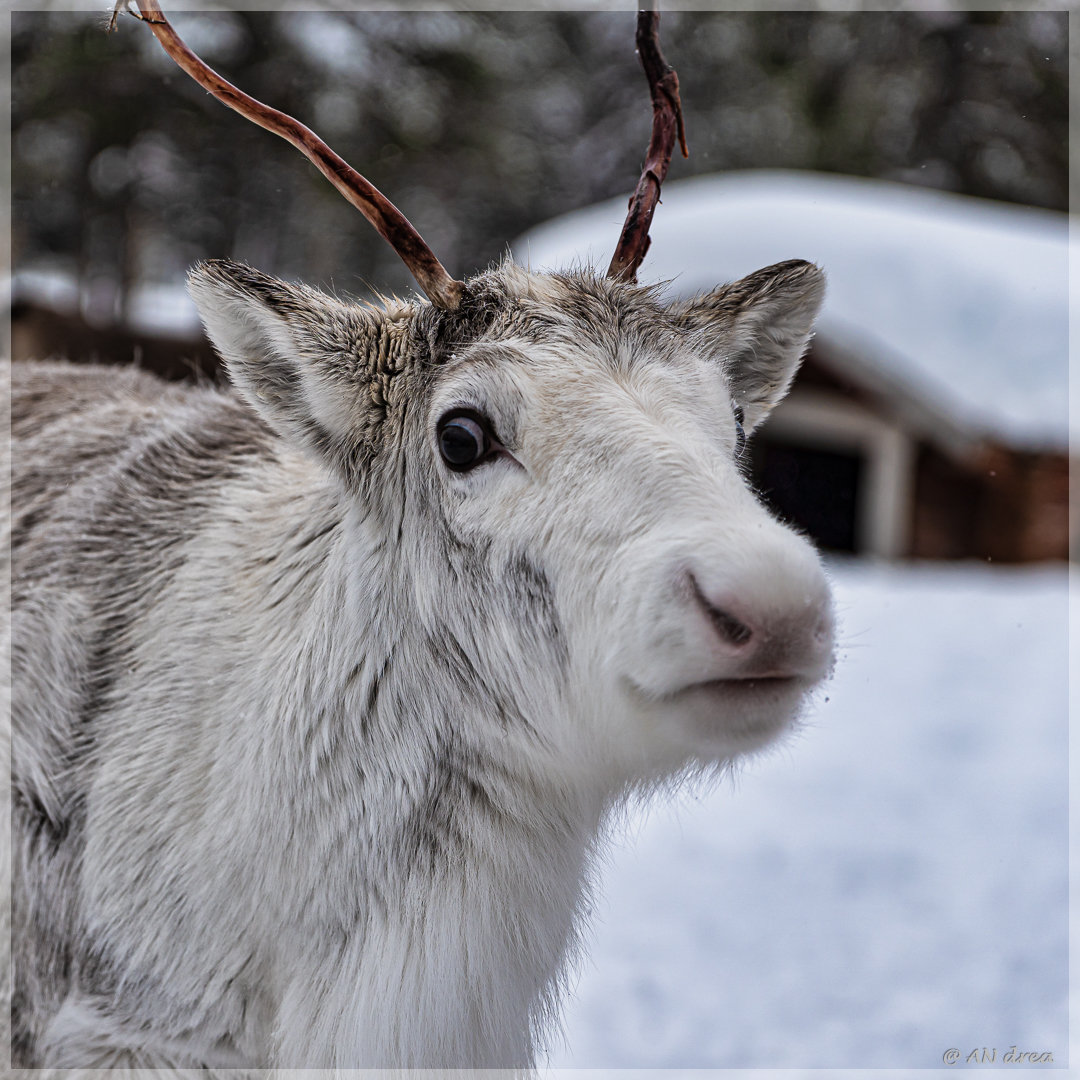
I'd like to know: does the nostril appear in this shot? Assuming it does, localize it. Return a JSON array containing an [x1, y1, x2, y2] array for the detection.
[[690, 577, 754, 649], [709, 605, 753, 647]]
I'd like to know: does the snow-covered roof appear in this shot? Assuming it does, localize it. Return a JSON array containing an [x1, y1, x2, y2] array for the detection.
[[514, 171, 1069, 453]]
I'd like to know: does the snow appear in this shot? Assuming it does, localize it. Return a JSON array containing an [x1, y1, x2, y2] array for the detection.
[[9, 269, 80, 316], [544, 560, 1068, 1071], [514, 171, 1069, 452], [125, 282, 203, 338], [11, 269, 202, 339]]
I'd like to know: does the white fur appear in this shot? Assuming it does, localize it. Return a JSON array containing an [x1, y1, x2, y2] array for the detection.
[[8, 261, 834, 1069]]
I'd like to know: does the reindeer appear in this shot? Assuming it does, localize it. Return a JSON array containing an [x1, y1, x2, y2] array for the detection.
[[7, 3, 834, 1069]]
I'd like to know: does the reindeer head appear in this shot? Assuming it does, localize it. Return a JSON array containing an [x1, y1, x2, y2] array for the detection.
[[127, 1, 833, 785], [189, 255, 833, 785]]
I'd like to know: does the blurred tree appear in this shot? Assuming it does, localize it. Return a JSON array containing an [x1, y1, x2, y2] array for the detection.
[[11, 9, 1067, 307]]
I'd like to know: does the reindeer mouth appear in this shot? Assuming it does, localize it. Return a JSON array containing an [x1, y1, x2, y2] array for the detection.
[[689, 674, 804, 694], [664, 670, 811, 700], [674, 676, 813, 734], [628, 671, 809, 706], [670, 673, 816, 746]]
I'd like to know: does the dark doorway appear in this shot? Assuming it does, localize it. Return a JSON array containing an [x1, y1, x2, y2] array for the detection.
[[750, 439, 864, 553]]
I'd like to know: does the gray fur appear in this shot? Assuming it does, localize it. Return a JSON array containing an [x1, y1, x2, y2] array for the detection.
[[5, 258, 833, 1068]]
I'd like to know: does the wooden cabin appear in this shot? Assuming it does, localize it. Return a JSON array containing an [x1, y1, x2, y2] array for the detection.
[[753, 342, 1069, 562]]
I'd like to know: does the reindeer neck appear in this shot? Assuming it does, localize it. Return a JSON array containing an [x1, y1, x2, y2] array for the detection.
[[215, 450, 603, 1066]]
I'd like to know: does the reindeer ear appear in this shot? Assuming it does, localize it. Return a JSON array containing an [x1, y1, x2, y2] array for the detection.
[[671, 260, 825, 432], [188, 259, 413, 477]]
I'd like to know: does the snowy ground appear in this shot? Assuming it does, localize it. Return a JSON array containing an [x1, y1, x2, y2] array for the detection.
[[544, 559, 1068, 1072]]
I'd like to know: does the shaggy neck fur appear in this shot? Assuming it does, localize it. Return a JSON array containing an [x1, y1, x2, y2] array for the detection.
[[71, 447, 603, 1069]]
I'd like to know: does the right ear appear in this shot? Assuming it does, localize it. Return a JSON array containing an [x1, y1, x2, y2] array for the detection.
[[188, 259, 417, 477], [670, 260, 825, 433]]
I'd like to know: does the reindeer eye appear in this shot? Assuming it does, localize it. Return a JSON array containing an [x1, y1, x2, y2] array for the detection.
[[437, 412, 492, 471]]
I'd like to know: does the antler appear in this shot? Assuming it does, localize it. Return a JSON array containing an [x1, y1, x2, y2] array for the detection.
[[607, 2, 689, 284], [111, 0, 464, 311]]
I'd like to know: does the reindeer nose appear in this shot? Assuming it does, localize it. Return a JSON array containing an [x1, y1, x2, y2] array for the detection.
[[690, 574, 833, 680]]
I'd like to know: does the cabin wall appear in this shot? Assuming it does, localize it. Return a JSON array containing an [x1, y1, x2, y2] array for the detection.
[[762, 384, 1069, 564], [875, 444, 1068, 563]]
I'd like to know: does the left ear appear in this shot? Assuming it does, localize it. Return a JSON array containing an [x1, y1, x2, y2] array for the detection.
[[670, 259, 825, 432]]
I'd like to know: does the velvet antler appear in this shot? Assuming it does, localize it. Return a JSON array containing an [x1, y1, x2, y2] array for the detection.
[[111, 0, 464, 311], [607, 2, 689, 284]]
